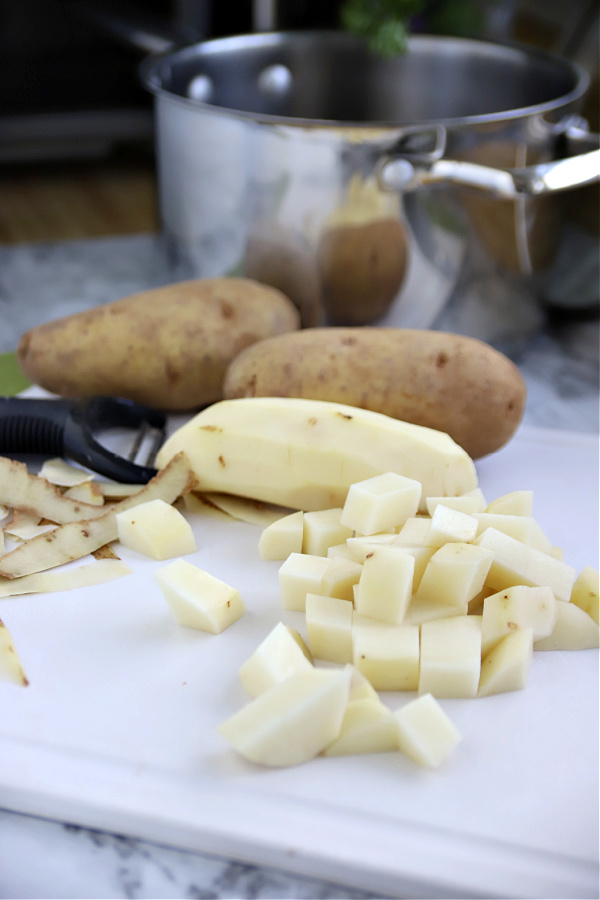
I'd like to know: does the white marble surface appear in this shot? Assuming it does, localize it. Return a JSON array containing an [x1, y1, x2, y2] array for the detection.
[[0, 809, 375, 900], [0, 233, 598, 900]]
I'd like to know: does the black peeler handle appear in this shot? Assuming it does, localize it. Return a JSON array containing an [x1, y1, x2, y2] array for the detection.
[[0, 396, 167, 484]]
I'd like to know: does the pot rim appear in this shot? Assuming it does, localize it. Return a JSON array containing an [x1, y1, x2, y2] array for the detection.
[[140, 30, 591, 130]]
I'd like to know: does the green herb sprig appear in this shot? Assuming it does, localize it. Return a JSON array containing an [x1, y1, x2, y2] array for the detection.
[[340, 0, 485, 57], [340, 0, 424, 57]]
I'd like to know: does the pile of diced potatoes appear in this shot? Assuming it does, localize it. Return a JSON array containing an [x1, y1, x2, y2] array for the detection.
[[217, 473, 599, 769], [120, 471, 600, 770]]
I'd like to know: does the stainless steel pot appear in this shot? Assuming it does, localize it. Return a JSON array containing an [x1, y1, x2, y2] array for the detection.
[[141, 31, 599, 328]]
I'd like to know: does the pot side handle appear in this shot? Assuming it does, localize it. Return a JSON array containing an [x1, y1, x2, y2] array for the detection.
[[379, 128, 600, 198]]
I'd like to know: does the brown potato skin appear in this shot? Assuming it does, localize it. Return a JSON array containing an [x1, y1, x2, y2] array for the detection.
[[223, 327, 527, 459], [318, 219, 409, 325], [17, 278, 300, 411]]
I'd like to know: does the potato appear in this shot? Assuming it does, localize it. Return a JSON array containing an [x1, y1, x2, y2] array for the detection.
[[156, 396, 479, 512], [318, 218, 409, 325], [223, 327, 527, 458], [17, 277, 300, 411], [218, 668, 351, 767], [115, 498, 196, 560], [394, 694, 462, 768], [154, 558, 246, 634]]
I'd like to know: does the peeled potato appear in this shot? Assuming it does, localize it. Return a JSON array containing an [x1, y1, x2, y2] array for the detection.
[[223, 327, 527, 459], [17, 277, 300, 411]]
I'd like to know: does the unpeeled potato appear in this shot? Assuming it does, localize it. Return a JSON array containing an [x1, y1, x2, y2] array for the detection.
[[223, 327, 527, 459], [318, 218, 409, 325], [17, 278, 300, 411]]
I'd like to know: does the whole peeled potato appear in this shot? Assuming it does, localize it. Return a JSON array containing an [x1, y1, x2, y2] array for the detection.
[[223, 327, 527, 459], [17, 278, 300, 410]]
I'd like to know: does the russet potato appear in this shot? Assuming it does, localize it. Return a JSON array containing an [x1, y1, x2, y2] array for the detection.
[[223, 327, 527, 459], [318, 218, 409, 324], [17, 277, 300, 410]]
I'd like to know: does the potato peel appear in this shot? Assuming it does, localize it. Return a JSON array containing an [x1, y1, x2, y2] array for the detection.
[[0, 617, 29, 686], [0, 452, 197, 579], [0, 456, 107, 525], [201, 492, 297, 527], [39, 457, 95, 487], [0, 559, 132, 599]]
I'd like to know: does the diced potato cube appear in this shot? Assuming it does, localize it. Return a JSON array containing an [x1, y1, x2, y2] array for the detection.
[[353, 623, 420, 691], [323, 698, 398, 756], [419, 615, 482, 698], [405, 595, 468, 626], [486, 490, 533, 516], [352, 612, 389, 651], [481, 585, 557, 656], [217, 668, 351, 767], [473, 514, 553, 555], [478, 628, 533, 697], [424, 505, 478, 547], [475, 527, 577, 602], [392, 545, 435, 592], [534, 601, 600, 651], [306, 593, 353, 664], [340, 472, 422, 536], [426, 488, 487, 516], [0, 618, 29, 686], [116, 498, 196, 560], [278, 552, 330, 612], [394, 693, 462, 768], [467, 586, 495, 616], [396, 516, 431, 545], [345, 533, 399, 563], [238, 622, 313, 697], [570, 566, 599, 625], [321, 556, 363, 603], [346, 663, 380, 702], [258, 511, 304, 561], [415, 542, 494, 608], [302, 507, 353, 556], [154, 558, 245, 634], [326, 542, 356, 561], [354, 546, 415, 624]]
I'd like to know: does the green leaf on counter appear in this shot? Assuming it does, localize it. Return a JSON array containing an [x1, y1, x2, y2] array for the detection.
[[0, 352, 32, 396]]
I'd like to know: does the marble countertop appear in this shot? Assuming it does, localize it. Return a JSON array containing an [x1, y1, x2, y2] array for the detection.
[[0, 233, 598, 900]]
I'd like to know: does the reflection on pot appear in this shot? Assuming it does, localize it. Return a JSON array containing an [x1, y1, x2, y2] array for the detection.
[[457, 141, 560, 275], [318, 217, 409, 325], [317, 173, 409, 325], [454, 138, 598, 317], [244, 222, 322, 327]]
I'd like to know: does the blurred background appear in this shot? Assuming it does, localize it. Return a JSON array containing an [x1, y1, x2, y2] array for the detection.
[[0, 0, 597, 244]]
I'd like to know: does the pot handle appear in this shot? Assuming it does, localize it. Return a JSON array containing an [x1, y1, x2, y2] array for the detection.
[[378, 124, 600, 198]]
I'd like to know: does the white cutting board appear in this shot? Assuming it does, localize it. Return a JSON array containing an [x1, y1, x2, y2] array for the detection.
[[0, 424, 598, 900]]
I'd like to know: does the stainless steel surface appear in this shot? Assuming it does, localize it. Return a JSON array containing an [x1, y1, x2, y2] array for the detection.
[[142, 31, 599, 326], [379, 140, 600, 196]]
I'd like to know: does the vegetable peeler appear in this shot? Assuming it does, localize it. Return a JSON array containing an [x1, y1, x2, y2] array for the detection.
[[0, 396, 167, 484]]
